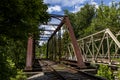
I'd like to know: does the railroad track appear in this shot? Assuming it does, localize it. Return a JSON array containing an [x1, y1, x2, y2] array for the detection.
[[38, 60, 107, 80], [39, 60, 66, 80]]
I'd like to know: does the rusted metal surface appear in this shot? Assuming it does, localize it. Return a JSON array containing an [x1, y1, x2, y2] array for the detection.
[[50, 14, 64, 21], [48, 18, 64, 42], [64, 17, 86, 68], [47, 16, 85, 68], [25, 15, 85, 70], [25, 36, 33, 71]]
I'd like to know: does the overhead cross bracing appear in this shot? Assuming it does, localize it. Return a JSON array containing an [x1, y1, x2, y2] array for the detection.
[[25, 14, 86, 71], [39, 14, 65, 43]]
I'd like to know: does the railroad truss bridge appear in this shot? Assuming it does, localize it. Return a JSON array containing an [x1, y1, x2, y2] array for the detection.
[[24, 14, 120, 80]]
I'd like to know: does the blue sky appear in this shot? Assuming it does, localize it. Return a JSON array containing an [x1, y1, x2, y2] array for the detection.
[[43, 0, 120, 15]]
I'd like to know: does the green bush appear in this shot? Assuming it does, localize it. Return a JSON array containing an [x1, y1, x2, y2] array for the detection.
[[116, 70, 120, 80], [10, 70, 27, 80], [96, 64, 114, 80]]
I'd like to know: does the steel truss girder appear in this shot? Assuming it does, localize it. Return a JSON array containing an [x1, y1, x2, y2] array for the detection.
[[47, 16, 86, 68], [78, 28, 120, 65], [25, 14, 86, 71]]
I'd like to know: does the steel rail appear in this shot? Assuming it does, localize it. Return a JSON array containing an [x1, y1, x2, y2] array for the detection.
[[61, 60, 107, 80], [39, 60, 66, 80]]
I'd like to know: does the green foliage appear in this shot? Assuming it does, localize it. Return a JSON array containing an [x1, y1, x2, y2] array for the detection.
[[65, 4, 95, 38], [96, 64, 113, 80], [65, 2, 120, 38], [62, 29, 71, 53], [6, 38, 27, 69], [10, 69, 27, 80], [85, 2, 120, 35], [0, 0, 49, 79], [0, 51, 17, 79], [0, 0, 49, 39], [35, 43, 47, 58], [117, 70, 120, 79]]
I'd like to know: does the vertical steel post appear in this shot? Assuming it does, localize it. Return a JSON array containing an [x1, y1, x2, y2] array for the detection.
[[33, 39, 35, 60], [107, 34, 111, 64], [58, 29, 61, 60], [52, 37, 54, 60], [46, 41, 49, 59], [91, 36, 95, 62], [25, 35, 33, 71], [65, 17, 86, 68]]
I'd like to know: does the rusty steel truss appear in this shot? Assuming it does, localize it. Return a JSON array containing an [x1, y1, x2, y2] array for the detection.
[[25, 14, 86, 71]]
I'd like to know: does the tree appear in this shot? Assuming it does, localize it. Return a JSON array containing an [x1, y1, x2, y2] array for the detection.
[[65, 4, 95, 38], [96, 64, 113, 80], [0, 0, 49, 39], [85, 1, 120, 35], [0, 0, 49, 79]]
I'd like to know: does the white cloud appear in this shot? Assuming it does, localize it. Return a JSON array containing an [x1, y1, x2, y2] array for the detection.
[[71, 0, 98, 13], [62, 0, 85, 7], [44, 0, 99, 13], [109, 1, 119, 8], [44, 0, 86, 7], [109, 2, 112, 6], [44, 0, 61, 4], [72, 5, 84, 13], [90, 0, 99, 8], [47, 5, 62, 13]]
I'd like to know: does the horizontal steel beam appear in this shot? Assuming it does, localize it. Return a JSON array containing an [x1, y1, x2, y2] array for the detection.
[[50, 14, 65, 21], [77, 29, 106, 41], [40, 37, 51, 39], [40, 37, 50, 38], [42, 23, 59, 26], [48, 17, 65, 42], [41, 29, 55, 31], [40, 39, 48, 41], [50, 14, 64, 17], [40, 34, 51, 35]]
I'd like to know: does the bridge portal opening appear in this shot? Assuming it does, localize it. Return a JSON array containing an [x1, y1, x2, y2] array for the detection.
[[25, 14, 86, 71]]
